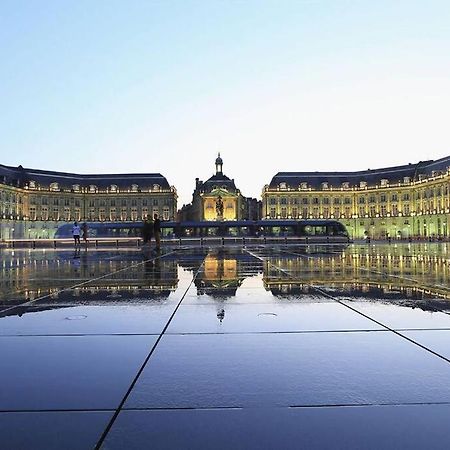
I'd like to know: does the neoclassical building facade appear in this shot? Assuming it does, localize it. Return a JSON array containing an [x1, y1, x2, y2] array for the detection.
[[0, 164, 177, 239], [263, 156, 450, 239], [180, 154, 259, 222]]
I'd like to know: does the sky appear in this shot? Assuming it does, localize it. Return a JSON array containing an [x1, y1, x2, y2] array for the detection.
[[2, 0, 450, 206]]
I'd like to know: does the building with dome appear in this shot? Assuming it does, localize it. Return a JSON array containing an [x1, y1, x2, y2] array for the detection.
[[0, 164, 177, 240], [262, 155, 450, 239], [180, 154, 260, 222]]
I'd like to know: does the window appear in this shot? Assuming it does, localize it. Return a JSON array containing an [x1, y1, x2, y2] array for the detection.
[[380, 194, 386, 202], [50, 182, 59, 191], [322, 197, 329, 205], [280, 197, 287, 205], [380, 179, 388, 187], [302, 198, 309, 205], [300, 182, 308, 190], [89, 185, 97, 193], [358, 197, 365, 204], [279, 182, 287, 190], [360, 181, 367, 188], [333, 198, 341, 205], [312, 197, 319, 205], [391, 194, 398, 202], [153, 199, 158, 206], [72, 184, 80, 192], [110, 184, 118, 192], [131, 184, 139, 192], [153, 184, 160, 191], [163, 207, 170, 220]]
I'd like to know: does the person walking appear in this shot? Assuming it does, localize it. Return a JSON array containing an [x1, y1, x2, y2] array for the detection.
[[153, 213, 161, 250], [72, 221, 81, 248], [142, 214, 154, 248]]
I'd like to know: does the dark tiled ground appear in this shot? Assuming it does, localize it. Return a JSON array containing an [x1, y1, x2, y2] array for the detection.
[[1, 243, 450, 449]]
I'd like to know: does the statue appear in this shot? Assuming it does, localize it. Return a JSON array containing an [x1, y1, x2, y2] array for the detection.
[[215, 195, 224, 219]]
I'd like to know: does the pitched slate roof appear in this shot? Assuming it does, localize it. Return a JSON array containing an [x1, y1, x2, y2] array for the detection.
[[0, 164, 171, 190], [269, 156, 450, 189]]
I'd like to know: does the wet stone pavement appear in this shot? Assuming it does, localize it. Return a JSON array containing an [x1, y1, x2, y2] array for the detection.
[[1, 242, 450, 449]]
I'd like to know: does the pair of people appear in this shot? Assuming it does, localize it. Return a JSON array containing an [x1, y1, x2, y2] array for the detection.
[[142, 213, 161, 249]]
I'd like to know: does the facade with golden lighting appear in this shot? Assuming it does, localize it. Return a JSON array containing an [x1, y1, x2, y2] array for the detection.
[[263, 156, 450, 239], [0, 164, 177, 239], [180, 154, 259, 222]]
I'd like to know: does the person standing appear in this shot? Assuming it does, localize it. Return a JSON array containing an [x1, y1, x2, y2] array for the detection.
[[72, 221, 81, 248], [142, 214, 154, 248], [82, 222, 88, 246], [153, 213, 161, 250]]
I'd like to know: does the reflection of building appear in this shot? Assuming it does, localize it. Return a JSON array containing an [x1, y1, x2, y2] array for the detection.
[[263, 156, 450, 239], [0, 253, 179, 310], [180, 154, 261, 221], [0, 164, 177, 240], [263, 250, 450, 301]]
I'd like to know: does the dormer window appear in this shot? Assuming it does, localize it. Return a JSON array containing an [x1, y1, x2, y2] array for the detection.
[[110, 184, 118, 192], [131, 184, 139, 192], [89, 185, 97, 193], [72, 184, 80, 192], [321, 182, 328, 190], [403, 177, 410, 184], [341, 182, 350, 189], [50, 182, 59, 191], [360, 181, 367, 188], [279, 182, 287, 190], [153, 184, 161, 191], [29, 180, 36, 189], [380, 179, 388, 187], [300, 182, 308, 190]]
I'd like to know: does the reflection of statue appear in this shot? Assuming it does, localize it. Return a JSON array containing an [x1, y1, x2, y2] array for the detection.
[[216, 195, 224, 217]]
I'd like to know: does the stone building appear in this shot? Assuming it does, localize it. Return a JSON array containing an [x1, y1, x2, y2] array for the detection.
[[0, 164, 177, 239], [263, 156, 450, 239], [180, 154, 259, 221]]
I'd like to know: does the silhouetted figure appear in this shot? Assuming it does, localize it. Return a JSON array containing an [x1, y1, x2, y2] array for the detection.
[[142, 215, 154, 248], [82, 222, 88, 246], [154, 213, 161, 250]]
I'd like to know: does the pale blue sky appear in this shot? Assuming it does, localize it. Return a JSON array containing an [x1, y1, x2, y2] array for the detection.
[[2, 0, 450, 205]]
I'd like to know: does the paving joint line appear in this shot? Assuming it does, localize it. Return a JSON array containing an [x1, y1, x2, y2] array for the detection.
[[0, 250, 178, 316], [265, 248, 450, 365], [94, 252, 208, 449]]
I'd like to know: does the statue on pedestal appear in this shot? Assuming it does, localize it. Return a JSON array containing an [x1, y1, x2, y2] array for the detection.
[[215, 195, 224, 220]]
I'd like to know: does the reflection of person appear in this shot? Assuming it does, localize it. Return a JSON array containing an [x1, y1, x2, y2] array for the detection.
[[154, 213, 161, 249], [142, 215, 154, 247], [72, 221, 81, 247]]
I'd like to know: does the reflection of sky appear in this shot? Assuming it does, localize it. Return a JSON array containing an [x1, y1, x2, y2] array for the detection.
[[2, 2, 450, 204]]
